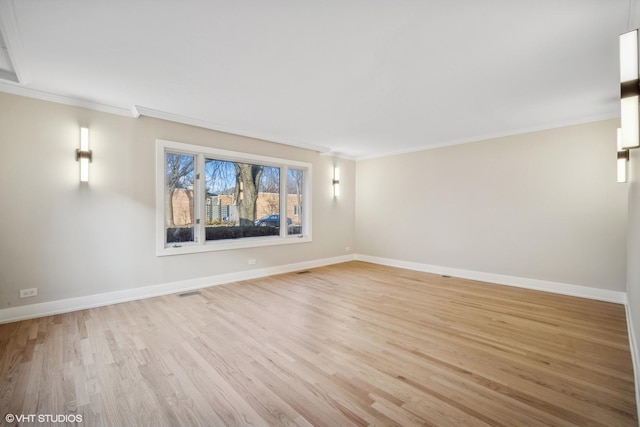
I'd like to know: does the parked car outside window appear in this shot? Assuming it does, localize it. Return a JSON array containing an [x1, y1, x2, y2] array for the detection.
[[254, 215, 292, 229]]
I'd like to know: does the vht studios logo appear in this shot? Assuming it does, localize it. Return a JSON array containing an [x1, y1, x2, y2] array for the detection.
[[5, 413, 83, 423]]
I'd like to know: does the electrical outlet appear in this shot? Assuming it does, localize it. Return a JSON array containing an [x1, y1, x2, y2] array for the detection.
[[248, 259, 256, 265], [20, 288, 37, 298], [345, 246, 351, 251]]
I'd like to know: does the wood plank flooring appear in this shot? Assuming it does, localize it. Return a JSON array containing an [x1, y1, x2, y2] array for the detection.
[[0, 261, 636, 426]]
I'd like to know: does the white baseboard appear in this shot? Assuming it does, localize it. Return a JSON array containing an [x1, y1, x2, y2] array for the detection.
[[0, 254, 356, 324], [624, 301, 640, 417], [0, 252, 627, 324], [2, 251, 635, 410], [355, 254, 627, 304]]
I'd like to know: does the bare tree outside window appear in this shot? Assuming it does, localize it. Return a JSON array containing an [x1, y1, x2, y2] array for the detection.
[[203, 157, 281, 240], [288, 168, 303, 235], [159, 141, 310, 253], [234, 163, 263, 226], [165, 153, 195, 243]]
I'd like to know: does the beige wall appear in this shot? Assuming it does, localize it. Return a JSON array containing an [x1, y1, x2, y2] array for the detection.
[[355, 119, 628, 291], [627, 137, 640, 386], [0, 92, 355, 309], [0, 89, 628, 312]]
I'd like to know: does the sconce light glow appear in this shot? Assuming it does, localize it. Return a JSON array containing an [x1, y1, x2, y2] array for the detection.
[[76, 127, 92, 182], [620, 30, 638, 82], [617, 128, 629, 183], [333, 167, 340, 197], [620, 30, 640, 149]]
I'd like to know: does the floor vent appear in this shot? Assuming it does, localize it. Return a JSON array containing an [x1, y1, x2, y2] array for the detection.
[[177, 290, 201, 297], [441, 275, 451, 278], [297, 270, 311, 274]]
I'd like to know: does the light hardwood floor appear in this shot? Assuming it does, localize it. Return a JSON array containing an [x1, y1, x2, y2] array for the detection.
[[0, 261, 636, 426]]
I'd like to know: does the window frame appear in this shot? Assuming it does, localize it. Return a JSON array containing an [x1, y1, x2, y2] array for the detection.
[[156, 139, 312, 256]]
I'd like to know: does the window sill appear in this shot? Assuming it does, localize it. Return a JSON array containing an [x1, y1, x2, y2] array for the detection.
[[156, 234, 312, 256]]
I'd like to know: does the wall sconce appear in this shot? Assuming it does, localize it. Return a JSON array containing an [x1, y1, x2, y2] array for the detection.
[[618, 128, 629, 183], [618, 30, 640, 183], [75, 127, 92, 182], [333, 167, 340, 197], [620, 30, 640, 149]]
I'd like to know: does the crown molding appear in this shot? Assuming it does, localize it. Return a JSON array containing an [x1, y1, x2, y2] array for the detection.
[[0, 82, 138, 117], [320, 150, 357, 160], [134, 105, 332, 154], [0, 83, 334, 154], [355, 112, 620, 161], [0, 82, 619, 161]]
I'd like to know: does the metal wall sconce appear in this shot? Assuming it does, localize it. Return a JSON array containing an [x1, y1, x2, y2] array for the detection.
[[333, 167, 340, 197], [619, 30, 640, 183], [76, 127, 92, 182], [618, 128, 629, 183]]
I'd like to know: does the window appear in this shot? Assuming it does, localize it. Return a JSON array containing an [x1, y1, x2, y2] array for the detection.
[[156, 139, 312, 256], [287, 169, 304, 235]]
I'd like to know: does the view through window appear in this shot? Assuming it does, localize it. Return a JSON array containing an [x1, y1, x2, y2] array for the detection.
[[157, 140, 311, 255]]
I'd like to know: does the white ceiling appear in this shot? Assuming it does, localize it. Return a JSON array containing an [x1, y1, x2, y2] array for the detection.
[[0, 0, 634, 159]]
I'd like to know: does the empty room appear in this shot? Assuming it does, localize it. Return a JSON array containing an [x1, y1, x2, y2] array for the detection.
[[1, 0, 640, 425]]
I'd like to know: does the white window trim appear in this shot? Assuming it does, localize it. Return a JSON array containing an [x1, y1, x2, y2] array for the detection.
[[156, 139, 312, 256]]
